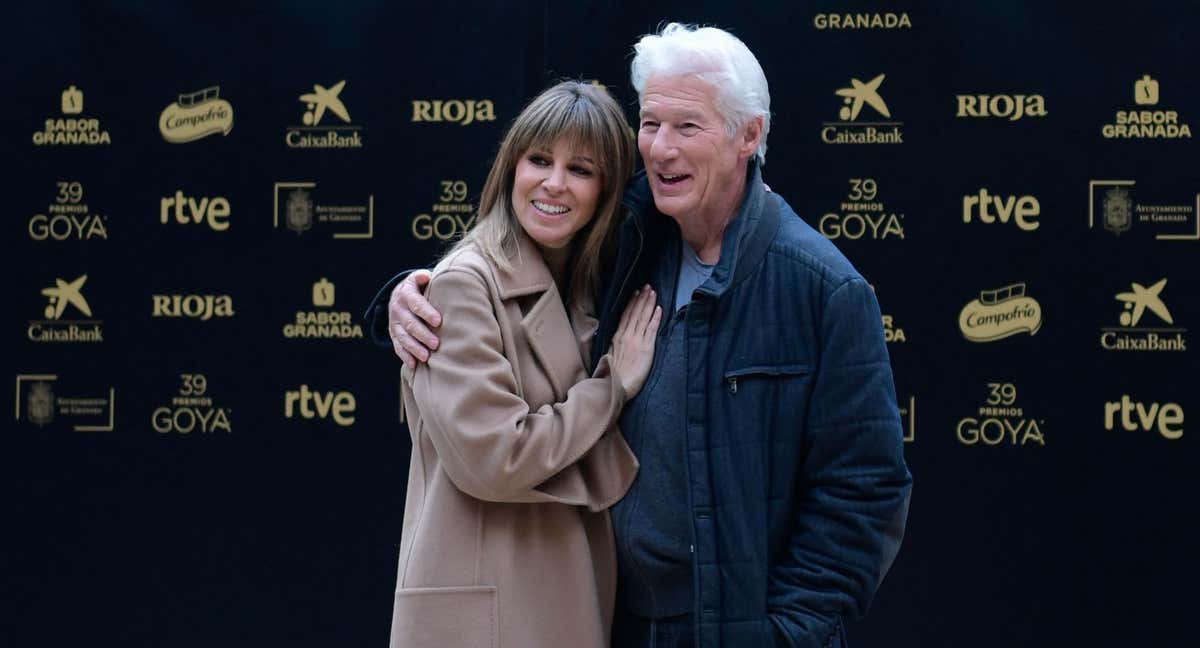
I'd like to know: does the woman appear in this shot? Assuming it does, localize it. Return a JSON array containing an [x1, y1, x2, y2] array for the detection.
[[389, 81, 661, 648]]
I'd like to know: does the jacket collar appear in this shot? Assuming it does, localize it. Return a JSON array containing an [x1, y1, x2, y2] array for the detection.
[[621, 160, 779, 299], [493, 228, 556, 299]]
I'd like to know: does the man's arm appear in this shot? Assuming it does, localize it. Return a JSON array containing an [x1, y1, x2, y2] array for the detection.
[[768, 278, 912, 648], [361, 269, 442, 367]]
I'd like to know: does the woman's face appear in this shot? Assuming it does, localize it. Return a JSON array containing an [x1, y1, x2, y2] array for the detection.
[[510, 138, 602, 250]]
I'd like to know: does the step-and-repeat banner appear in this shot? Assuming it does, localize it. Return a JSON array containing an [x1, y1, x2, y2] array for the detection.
[[6, 3, 1196, 647]]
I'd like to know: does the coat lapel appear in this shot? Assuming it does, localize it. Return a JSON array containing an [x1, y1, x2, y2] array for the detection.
[[495, 232, 590, 401]]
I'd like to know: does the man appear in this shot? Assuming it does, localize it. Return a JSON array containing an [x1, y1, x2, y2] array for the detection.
[[367, 23, 911, 648]]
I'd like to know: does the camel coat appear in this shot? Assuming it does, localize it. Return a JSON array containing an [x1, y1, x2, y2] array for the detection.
[[389, 233, 639, 648]]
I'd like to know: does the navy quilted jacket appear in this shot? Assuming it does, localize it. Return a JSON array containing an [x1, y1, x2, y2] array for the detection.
[[591, 164, 912, 648]]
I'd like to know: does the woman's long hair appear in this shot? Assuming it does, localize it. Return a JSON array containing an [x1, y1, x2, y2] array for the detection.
[[442, 81, 636, 306]]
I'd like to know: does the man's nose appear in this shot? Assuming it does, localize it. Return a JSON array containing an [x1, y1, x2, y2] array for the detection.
[[649, 127, 678, 161]]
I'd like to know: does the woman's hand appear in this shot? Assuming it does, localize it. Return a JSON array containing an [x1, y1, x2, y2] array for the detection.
[[609, 285, 662, 397]]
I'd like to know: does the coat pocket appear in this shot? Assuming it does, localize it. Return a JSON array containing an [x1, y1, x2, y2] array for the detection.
[[390, 585, 498, 648], [723, 363, 811, 395]]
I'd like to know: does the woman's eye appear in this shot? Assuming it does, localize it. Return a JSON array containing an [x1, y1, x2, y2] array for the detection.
[[571, 166, 594, 176], [528, 154, 550, 166]]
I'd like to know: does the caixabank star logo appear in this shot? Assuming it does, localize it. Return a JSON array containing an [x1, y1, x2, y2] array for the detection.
[[821, 74, 902, 144], [1100, 278, 1186, 352], [286, 80, 363, 148], [28, 274, 103, 343]]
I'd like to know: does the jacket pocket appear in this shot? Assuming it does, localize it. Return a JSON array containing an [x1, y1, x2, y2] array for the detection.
[[723, 363, 811, 395], [390, 585, 498, 648]]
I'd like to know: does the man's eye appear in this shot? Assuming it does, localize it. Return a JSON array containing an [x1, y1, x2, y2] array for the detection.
[[681, 122, 699, 132], [640, 121, 659, 130]]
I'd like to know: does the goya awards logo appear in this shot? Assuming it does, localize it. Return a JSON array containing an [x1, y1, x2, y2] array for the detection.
[[822, 74, 902, 144], [29, 181, 108, 241], [1104, 395, 1183, 440], [283, 278, 363, 340], [273, 182, 374, 239], [959, 282, 1042, 342], [957, 382, 1045, 446], [286, 80, 363, 148], [411, 99, 496, 126], [819, 178, 904, 240], [413, 179, 476, 241], [1102, 75, 1192, 139], [32, 85, 111, 146], [1088, 180, 1199, 241], [28, 274, 103, 343], [812, 12, 911, 29], [962, 188, 1040, 231], [284, 384, 356, 427], [159, 86, 233, 143], [15, 373, 115, 431], [152, 373, 231, 434], [1101, 278, 1186, 352], [955, 94, 1047, 121]]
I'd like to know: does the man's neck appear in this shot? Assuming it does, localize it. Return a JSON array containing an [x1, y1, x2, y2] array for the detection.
[[676, 171, 748, 264]]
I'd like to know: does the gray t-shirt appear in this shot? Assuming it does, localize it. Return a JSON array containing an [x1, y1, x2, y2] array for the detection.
[[674, 243, 715, 311]]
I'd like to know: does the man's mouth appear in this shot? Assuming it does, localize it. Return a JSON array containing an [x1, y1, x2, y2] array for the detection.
[[532, 200, 569, 215], [658, 173, 690, 185]]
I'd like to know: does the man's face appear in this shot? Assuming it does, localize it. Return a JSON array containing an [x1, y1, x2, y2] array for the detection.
[[637, 74, 750, 222]]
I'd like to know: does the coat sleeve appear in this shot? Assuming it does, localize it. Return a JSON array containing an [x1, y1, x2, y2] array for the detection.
[[409, 267, 635, 507], [767, 278, 913, 648]]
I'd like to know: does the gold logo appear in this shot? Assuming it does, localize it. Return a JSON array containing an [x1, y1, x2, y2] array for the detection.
[[151, 295, 234, 320], [411, 99, 496, 126], [284, 385, 356, 427], [33, 86, 111, 146], [819, 178, 904, 240], [957, 382, 1045, 446], [813, 13, 911, 29], [1101, 278, 1187, 352], [29, 181, 108, 241], [900, 396, 916, 443], [955, 94, 1047, 121], [29, 274, 103, 343], [152, 373, 231, 434], [284, 278, 362, 340], [286, 80, 363, 148], [1103, 75, 1192, 139], [273, 182, 373, 239], [958, 283, 1042, 342], [1104, 395, 1183, 440], [160, 191, 231, 231], [413, 179, 476, 241], [1088, 180, 1199, 241], [822, 75, 902, 144], [961, 188, 1040, 231], [159, 86, 233, 143], [14, 374, 115, 432]]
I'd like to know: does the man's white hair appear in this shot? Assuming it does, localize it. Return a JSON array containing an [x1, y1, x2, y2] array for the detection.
[[630, 22, 771, 164]]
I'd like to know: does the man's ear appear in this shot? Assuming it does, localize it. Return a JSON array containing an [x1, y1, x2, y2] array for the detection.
[[738, 116, 764, 161]]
